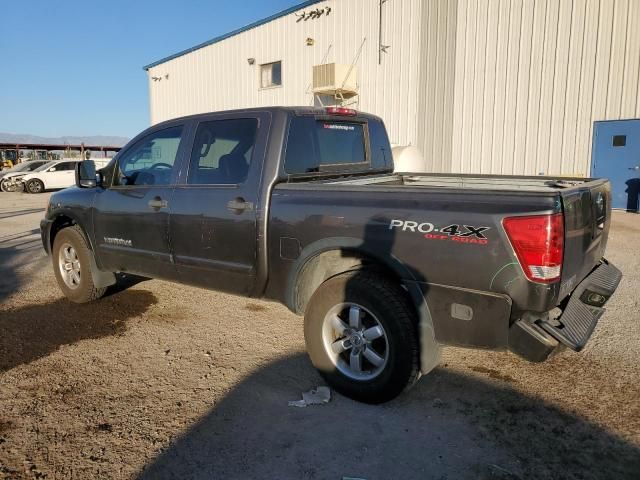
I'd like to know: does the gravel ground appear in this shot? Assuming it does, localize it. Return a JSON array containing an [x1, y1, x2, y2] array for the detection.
[[0, 191, 638, 480]]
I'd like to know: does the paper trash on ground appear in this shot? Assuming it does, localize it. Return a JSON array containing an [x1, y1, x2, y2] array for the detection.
[[288, 386, 331, 407]]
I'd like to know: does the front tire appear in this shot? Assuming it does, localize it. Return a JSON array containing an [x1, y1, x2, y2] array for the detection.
[[304, 271, 420, 404], [0, 178, 20, 192], [26, 179, 44, 194], [52, 225, 107, 303]]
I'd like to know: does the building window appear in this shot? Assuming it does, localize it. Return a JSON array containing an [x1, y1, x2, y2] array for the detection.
[[612, 135, 626, 147], [260, 61, 282, 88]]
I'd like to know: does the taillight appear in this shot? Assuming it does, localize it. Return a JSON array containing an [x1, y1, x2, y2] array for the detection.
[[502, 213, 564, 283], [325, 106, 357, 116]]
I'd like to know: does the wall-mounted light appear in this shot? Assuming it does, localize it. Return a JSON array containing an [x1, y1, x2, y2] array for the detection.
[[247, 58, 255, 65]]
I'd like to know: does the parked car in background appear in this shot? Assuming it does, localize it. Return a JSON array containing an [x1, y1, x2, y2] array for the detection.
[[0, 160, 50, 192], [20, 158, 110, 193], [21, 160, 81, 193]]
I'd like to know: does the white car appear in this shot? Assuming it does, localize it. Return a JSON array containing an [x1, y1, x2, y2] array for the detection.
[[0, 160, 51, 192], [20, 160, 81, 193], [20, 158, 112, 193]]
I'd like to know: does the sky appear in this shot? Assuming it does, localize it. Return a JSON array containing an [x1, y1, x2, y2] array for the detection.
[[0, 0, 302, 139]]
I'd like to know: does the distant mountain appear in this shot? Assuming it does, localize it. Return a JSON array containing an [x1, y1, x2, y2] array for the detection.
[[0, 132, 130, 147]]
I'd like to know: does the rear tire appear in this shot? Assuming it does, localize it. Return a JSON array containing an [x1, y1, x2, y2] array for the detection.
[[26, 179, 44, 194], [52, 225, 107, 303], [304, 271, 421, 404]]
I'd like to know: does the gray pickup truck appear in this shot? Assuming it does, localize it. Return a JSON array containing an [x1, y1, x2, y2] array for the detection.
[[40, 106, 621, 403]]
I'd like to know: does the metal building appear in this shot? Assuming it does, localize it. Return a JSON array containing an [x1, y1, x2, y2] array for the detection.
[[144, 0, 640, 180]]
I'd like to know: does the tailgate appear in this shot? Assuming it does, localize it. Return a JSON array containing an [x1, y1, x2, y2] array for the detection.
[[559, 180, 611, 300]]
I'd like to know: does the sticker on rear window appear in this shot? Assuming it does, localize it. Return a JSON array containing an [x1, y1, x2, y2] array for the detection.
[[323, 123, 355, 131]]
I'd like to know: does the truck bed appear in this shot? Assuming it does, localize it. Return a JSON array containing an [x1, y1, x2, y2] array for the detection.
[[273, 170, 611, 317], [323, 172, 603, 193]]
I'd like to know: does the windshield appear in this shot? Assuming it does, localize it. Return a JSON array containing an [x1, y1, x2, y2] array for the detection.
[[33, 161, 57, 173], [5, 162, 38, 173], [4, 163, 29, 173]]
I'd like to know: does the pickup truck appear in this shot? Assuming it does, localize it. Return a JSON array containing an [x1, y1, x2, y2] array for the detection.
[[40, 106, 622, 403]]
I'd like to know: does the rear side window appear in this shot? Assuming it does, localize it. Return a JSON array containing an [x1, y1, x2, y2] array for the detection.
[[188, 118, 258, 185], [52, 162, 77, 171], [285, 117, 367, 174]]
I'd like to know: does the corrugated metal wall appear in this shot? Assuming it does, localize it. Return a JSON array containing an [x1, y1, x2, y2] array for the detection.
[[147, 0, 425, 147], [416, 0, 458, 173], [148, 0, 640, 176], [449, 0, 640, 176]]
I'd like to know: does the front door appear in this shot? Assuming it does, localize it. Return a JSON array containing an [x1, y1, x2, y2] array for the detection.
[[169, 113, 269, 295], [93, 123, 187, 279], [47, 161, 77, 189], [592, 120, 640, 212]]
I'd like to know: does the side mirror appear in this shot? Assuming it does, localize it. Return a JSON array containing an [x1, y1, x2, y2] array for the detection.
[[76, 160, 99, 188], [48, 167, 57, 172]]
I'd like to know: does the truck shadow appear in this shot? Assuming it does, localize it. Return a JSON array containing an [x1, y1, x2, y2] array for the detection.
[[138, 214, 638, 479], [136, 352, 640, 480], [0, 290, 157, 372]]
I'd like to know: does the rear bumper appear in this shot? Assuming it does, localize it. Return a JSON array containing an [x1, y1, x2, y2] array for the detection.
[[509, 260, 622, 361]]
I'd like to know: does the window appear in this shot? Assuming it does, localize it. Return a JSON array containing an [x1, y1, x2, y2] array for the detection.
[[26, 161, 46, 171], [612, 135, 626, 147], [113, 126, 183, 186], [260, 61, 282, 88], [50, 162, 76, 171], [188, 118, 258, 185], [284, 117, 367, 174]]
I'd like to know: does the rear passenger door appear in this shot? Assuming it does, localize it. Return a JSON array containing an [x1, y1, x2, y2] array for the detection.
[[169, 112, 270, 295]]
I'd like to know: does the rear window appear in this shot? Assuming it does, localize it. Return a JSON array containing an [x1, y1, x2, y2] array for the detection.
[[285, 117, 368, 174]]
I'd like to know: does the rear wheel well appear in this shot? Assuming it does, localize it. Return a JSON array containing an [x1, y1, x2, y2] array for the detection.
[[293, 249, 406, 315]]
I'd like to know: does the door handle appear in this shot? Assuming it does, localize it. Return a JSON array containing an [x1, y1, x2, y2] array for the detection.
[[148, 197, 168, 210], [227, 197, 253, 214], [629, 166, 640, 171]]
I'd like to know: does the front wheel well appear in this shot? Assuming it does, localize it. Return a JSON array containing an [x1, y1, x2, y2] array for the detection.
[[292, 249, 406, 315], [50, 215, 85, 251]]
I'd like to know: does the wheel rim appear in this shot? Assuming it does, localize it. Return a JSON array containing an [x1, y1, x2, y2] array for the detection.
[[1, 180, 17, 192], [29, 181, 42, 193], [58, 242, 81, 289], [322, 302, 389, 381]]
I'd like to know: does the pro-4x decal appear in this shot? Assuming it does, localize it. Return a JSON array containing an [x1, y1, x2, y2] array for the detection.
[[442, 224, 490, 239], [388, 219, 491, 245]]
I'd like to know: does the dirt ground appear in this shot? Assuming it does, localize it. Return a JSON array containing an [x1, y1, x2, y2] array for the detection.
[[0, 191, 638, 480]]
